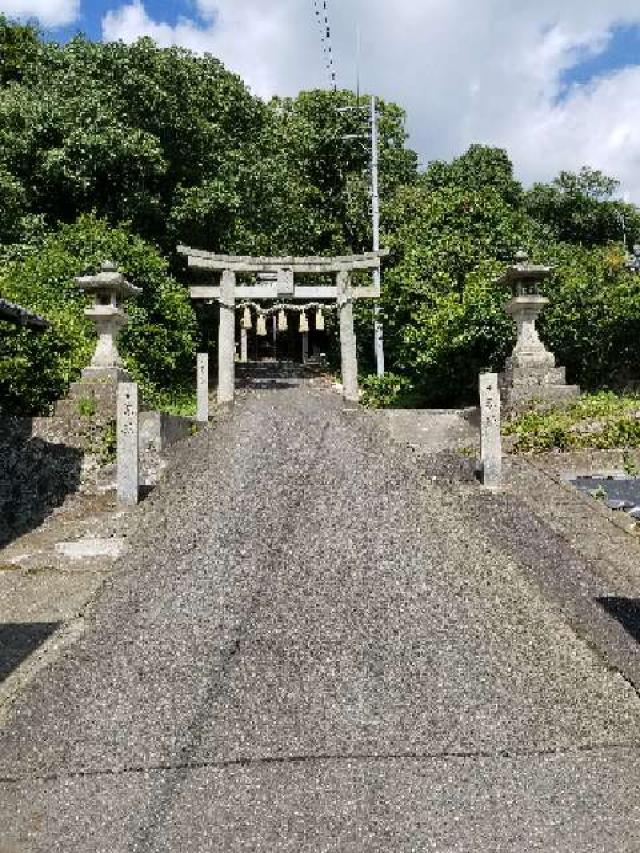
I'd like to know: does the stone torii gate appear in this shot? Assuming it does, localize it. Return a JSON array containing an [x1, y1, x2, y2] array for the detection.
[[178, 246, 388, 405]]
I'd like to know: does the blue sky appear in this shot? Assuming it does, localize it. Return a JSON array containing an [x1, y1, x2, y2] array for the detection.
[[48, 0, 198, 42], [6, 0, 640, 199], [561, 23, 640, 93]]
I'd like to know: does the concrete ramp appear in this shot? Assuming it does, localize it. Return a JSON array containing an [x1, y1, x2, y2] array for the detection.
[[1, 386, 639, 851]]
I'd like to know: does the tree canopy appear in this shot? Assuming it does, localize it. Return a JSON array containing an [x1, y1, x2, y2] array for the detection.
[[525, 167, 638, 247], [1, 18, 640, 413]]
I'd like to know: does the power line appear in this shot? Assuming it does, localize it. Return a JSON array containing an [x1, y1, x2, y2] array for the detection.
[[312, 0, 337, 90]]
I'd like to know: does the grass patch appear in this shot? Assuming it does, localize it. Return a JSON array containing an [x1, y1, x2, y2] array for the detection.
[[96, 421, 117, 466], [360, 372, 424, 409], [77, 396, 97, 417], [141, 384, 197, 417], [504, 392, 640, 452]]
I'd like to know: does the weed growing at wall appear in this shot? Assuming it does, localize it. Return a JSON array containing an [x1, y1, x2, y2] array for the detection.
[[504, 392, 640, 452]]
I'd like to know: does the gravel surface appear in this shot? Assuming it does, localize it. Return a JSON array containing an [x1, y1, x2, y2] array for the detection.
[[1, 385, 640, 850]]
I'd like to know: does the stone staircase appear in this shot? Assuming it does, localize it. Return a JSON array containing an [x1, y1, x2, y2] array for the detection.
[[235, 359, 326, 390]]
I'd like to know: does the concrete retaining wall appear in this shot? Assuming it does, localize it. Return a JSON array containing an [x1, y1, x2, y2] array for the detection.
[[138, 411, 195, 454], [0, 417, 83, 548]]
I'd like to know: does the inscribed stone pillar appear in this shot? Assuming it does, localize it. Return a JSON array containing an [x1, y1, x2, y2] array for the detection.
[[337, 270, 359, 403], [117, 382, 139, 505], [240, 327, 248, 363], [479, 372, 502, 490], [302, 331, 309, 363], [218, 269, 236, 405], [196, 353, 209, 423]]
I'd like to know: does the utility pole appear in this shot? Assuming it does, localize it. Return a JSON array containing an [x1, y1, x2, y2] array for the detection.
[[616, 209, 627, 253], [371, 96, 385, 376], [339, 94, 385, 376]]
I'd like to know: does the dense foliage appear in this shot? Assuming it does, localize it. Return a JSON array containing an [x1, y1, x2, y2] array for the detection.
[[0, 23, 414, 255], [0, 216, 196, 413], [504, 392, 640, 452], [379, 149, 640, 405], [380, 148, 528, 403], [2, 18, 640, 415], [525, 167, 632, 247]]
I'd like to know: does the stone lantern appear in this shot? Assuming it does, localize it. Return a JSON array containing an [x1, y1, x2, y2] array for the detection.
[[54, 261, 142, 424], [498, 251, 579, 410], [75, 261, 142, 381]]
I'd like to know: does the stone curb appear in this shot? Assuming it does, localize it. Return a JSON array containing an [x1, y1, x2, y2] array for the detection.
[[518, 455, 640, 540]]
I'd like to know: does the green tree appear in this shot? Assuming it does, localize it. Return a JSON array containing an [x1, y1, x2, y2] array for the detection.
[[264, 90, 417, 253], [0, 16, 40, 85], [372, 147, 640, 405], [378, 148, 529, 402], [525, 167, 640, 247], [171, 89, 418, 256], [538, 241, 640, 390], [0, 24, 419, 259], [0, 215, 196, 414], [0, 163, 26, 242], [0, 33, 262, 247], [423, 145, 523, 207]]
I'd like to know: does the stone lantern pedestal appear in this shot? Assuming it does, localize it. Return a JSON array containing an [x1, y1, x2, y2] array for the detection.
[[80, 306, 130, 383], [55, 262, 142, 423], [498, 252, 579, 411]]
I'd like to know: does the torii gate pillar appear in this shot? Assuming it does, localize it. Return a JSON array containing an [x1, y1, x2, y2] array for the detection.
[[337, 270, 359, 403], [240, 327, 248, 363], [218, 269, 236, 405]]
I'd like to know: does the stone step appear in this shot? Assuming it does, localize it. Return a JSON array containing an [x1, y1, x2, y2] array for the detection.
[[235, 360, 324, 382], [502, 383, 580, 410], [500, 366, 567, 386], [54, 379, 120, 422]]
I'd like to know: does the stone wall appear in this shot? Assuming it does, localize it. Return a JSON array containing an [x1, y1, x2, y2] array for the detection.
[[0, 409, 196, 547], [0, 417, 84, 548], [139, 412, 195, 453]]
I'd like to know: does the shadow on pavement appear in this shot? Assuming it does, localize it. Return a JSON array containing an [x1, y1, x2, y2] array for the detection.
[[0, 417, 83, 548], [139, 484, 155, 501], [0, 622, 60, 682], [597, 598, 640, 643]]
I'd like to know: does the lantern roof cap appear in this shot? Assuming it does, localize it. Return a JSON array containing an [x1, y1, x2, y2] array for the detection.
[[496, 249, 552, 286], [75, 261, 142, 299]]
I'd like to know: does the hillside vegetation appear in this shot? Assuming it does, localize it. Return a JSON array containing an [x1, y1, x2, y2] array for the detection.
[[1, 17, 640, 413]]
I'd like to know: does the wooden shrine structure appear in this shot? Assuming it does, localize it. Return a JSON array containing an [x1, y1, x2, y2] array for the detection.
[[178, 246, 389, 404]]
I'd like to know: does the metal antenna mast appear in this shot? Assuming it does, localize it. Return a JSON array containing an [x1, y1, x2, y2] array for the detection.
[[313, 0, 337, 90], [355, 25, 361, 101], [326, 15, 384, 374]]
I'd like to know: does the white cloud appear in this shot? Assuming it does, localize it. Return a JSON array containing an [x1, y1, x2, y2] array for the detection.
[[0, 0, 79, 27], [102, 0, 640, 200], [103, 0, 311, 97]]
